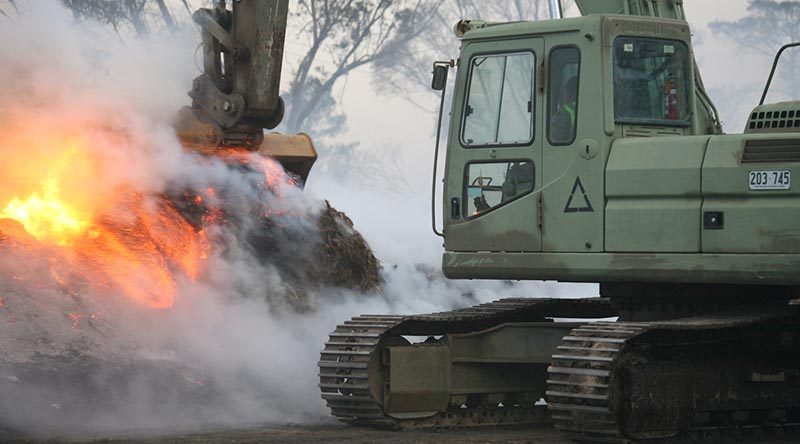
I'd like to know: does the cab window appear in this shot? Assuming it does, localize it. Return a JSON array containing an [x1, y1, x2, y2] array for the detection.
[[462, 52, 535, 147], [613, 37, 690, 125], [465, 161, 534, 218], [548, 46, 581, 145]]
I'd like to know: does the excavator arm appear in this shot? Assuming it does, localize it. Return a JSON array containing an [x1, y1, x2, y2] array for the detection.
[[175, 0, 317, 183]]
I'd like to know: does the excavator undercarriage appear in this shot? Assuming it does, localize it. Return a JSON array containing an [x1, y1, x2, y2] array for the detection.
[[320, 295, 800, 442], [320, 298, 615, 428]]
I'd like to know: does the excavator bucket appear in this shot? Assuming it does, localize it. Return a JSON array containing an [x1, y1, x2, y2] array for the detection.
[[174, 107, 318, 184], [259, 133, 317, 184]]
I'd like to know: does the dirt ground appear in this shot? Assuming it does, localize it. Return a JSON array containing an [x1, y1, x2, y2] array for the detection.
[[5, 423, 800, 444], [3, 424, 571, 444]]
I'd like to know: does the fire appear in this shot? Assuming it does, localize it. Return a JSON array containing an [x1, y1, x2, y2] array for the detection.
[[0, 104, 299, 311], [1, 146, 92, 246], [75, 194, 211, 309], [0, 128, 211, 309]]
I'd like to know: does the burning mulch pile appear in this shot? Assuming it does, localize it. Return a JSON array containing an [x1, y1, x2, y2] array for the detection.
[[0, 162, 384, 436]]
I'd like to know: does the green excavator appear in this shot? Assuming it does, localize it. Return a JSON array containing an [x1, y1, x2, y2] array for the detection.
[[318, 0, 800, 442]]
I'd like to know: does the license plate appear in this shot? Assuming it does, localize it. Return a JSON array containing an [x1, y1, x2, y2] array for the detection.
[[749, 170, 791, 190]]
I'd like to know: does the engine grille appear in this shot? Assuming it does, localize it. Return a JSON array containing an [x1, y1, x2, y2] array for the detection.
[[741, 139, 800, 164]]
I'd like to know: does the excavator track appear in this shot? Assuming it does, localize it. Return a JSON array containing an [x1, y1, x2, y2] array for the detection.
[[319, 297, 615, 428], [548, 306, 800, 443], [547, 321, 643, 443]]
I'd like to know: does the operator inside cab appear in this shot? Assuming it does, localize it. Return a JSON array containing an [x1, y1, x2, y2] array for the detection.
[[550, 76, 578, 144], [546, 46, 581, 146], [612, 37, 690, 124]]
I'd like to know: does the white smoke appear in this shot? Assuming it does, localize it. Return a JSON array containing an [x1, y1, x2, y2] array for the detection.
[[0, 2, 593, 438]]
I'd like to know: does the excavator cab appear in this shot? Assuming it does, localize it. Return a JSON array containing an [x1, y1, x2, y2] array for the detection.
[[435, 4, 799, 294]]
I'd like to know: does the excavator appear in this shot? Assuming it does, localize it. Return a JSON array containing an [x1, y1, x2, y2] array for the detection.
[[318, 0, 800, 442]]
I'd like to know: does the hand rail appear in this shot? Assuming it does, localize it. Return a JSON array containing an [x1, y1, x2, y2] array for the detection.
[[759, 42, 800, 106], [431, 60, 454, 238]]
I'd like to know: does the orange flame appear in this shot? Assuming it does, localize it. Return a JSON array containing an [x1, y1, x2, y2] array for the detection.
[[0, 130, 210, 309], [0, 145, 93, 246]]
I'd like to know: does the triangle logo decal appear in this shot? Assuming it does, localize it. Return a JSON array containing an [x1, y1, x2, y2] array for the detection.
[[564, 176, 594, 213]]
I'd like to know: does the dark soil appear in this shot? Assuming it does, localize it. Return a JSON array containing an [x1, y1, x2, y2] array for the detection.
[[0, 424, 571, 444]]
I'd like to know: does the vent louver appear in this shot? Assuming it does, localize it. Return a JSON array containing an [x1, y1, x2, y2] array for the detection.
[[741, 139, 800, 164], [745, 103, 800, 134]]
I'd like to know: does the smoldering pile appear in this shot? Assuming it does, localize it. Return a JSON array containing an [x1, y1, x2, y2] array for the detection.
[[166, 152, 382, 309], [0, 141, 382, 435]]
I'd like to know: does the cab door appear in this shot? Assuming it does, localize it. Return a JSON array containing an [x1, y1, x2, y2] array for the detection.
[[541, 44, 605, 252], [443, 38, 544, 253]]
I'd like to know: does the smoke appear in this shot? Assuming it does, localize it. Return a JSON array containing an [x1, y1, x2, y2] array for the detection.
[[0, 2, 592, 439]]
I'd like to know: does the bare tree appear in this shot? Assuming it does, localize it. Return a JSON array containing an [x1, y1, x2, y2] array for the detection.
[[0, 0, 22, 20], [361, 143, 415, 197], [60, 0, 194, 36], [375, 0, 574, 99], [326, 141, 415, 197], [154, 0, 178, 32], [282, 0, 437, 136], [710, 0, 800, 100], [449, 0, 554, 21]]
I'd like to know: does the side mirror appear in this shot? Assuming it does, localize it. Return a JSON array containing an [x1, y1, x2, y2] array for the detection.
[[431, 65, 449, 91]]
